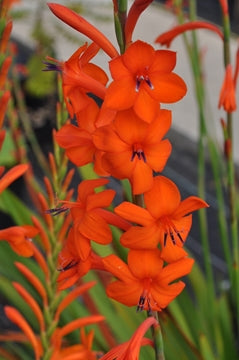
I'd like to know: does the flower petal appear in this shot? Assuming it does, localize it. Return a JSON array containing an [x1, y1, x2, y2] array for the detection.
[[115, 202, 154, 225], [145, 139, 172, 171], [150, 50, 177, 72], [134, 88, 160, 123], [144, 176, 181, 218], [150, 73, 187, 103], [122, 40, 155, 73], [130, 160, 153, 194], [128, 249, 163, 279], [120, 224, 160, 249], [173, 196, 209, 218], [78, 212, 112, 245], [103, 254, 135, 281], [104, 78, 136, 110]]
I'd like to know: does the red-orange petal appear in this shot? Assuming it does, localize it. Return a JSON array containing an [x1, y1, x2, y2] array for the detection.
[[128, 249, 163, 279], [122, 40, 155, 72], [120, 224, 160, 249], [78, 212, 112, 245], [145, 140, 172, 171], [133, 87, 160, 123], [115, 202, 154, 226], [104, 78, 136, 110], [103, 254, 135, 281], [149, 73, 187, 103], [48, 3, 119, 59], [144, 176, 181, 218], [130, 160, 153, 194], [173, 196, 209, 219]]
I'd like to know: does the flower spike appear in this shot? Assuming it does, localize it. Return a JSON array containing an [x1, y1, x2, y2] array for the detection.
[[47, 3, 119, 59]]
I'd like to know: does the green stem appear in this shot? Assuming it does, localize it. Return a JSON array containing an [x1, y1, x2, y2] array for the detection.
[[11, 66, 51, 177], [189, 0, 215, 299], [221, 10, 239, 334], [151, 312, 165, 360], [114, 0, 127, 53]]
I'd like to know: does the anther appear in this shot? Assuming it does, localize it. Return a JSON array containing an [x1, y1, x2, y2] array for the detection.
[[45, 206, 68, 216], [131, 149, 147, 162], [137, 295, 146, 312], [145, 75, 154, 89], [58, 260, 79, 272]]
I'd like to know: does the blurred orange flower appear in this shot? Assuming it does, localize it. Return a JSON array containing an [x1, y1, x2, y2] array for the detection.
[[103, 249, 194, 311], [104, 40, 186, 123], [100, 317, 156, 360], [0, 225, 38, 256], [218, 64, 237, 113]]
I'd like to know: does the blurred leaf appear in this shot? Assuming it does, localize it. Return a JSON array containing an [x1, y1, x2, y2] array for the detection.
[[0, 130, 17, 167], [199, 334, 216, 360], [0, 275, 40, 332], [0, 189, 33, 225], [25, 55, 56, 98]]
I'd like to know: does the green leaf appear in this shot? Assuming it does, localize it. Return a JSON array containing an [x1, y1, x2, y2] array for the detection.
[[0, 189, 33, 225], [199, 334, 216, 360], [0, 130, 17, 166]]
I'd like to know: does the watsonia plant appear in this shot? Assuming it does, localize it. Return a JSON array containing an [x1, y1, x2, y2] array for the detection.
[[0, 0, 238, 359]]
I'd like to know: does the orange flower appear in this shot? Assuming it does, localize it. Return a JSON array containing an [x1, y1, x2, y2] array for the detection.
[[48, 3, 119, 59], [47, 178, 129, 260], [57, 227, 105, 290], [104, 40, 187, 123], [44, 43, 108, 117], [51, 328, 101, 360], [103, 249, 194, 311], [115, 175, 208, 262], [155, 21, 224, 48], [55, 99, 109, 176], [51, 315, 104, 357], [100, 317, 156, 360], [93, 109, 172, 194], [218, 64, 237, 112], [0, 225, 39, 256]]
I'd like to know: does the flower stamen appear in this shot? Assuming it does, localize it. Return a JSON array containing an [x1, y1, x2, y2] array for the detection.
[[162, 217, 185, 246], [45, 206, 69, 216], [135, 74, 154, 92], [131, 144, 146, 162], [58, 260, 79, 272]]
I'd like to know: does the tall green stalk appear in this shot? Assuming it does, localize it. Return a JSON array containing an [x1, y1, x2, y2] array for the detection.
[[220, 5, 239, 334]]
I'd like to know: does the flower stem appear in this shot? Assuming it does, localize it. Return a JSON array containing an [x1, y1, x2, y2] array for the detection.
[[151, 312, 165, 360], [221, 8, 239, 335]]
